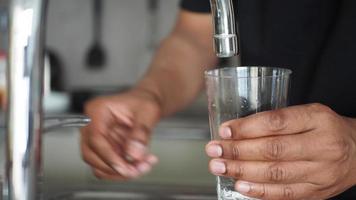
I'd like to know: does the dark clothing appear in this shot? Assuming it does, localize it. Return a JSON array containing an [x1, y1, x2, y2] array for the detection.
[[181, 0, 356, 199], [181, 0, 356, 117]]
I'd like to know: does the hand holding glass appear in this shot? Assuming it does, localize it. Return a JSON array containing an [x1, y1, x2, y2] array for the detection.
[[205, 66, 291, 200]]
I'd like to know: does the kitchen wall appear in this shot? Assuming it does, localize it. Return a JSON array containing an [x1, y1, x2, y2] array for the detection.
[[46, 0, 180, 90], [0, 3, 7, 52]]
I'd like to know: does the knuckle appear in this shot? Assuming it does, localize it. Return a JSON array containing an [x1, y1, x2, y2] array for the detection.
[[253, 183, 267, 198], [232, 163, 244, 178], [283, 186, 295, 200], [264, 138, 285, 160], [266, 163, 288, 182], [136, 124, 151, 141], [307, 103, 332, 113], [231, 143, 240, 160], [84, 98, 100, 113], [86, 136, 97, 149], [84, 97, 108, 115], [328, 169, 340, 185], [80, 146, 91, 165], [93, 170, 104, 180], [83, 101, 92, 113], [139, 124, 150, 135], [320, 112, 338, 125], [308, 103, 336, 121], [81, 153, 90, 164], [331, 139, 351, 162], [265, 111, 287, 131]]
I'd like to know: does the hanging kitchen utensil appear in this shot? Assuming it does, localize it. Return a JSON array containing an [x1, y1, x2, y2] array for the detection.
[[147, 0, 158, 49], [85, 0, 106, 69]]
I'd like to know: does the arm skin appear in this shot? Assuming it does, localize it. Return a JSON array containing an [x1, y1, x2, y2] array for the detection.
[[134, 10, 218, 117], [80, 10, 219, 180]]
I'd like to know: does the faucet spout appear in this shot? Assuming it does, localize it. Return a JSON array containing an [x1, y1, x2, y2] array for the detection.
[[210, 0, 239, 58]]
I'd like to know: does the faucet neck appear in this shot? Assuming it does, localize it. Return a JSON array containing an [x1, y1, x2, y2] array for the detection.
[[5, 0, 47, 199], [210, 0, 239, 58]]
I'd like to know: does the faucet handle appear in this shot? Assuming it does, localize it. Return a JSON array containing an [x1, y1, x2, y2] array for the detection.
[[43, 115, 91, 133]]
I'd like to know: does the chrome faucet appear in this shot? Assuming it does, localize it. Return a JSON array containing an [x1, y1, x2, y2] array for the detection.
[[210, 0, 239, 58], [1, 0, 238, 199], [3, 0, 89, 200]]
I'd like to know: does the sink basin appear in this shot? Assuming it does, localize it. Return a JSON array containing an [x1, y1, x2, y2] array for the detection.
[[47, 190, 217, 200], [45, 182, 217, 200], [42, 117, 216, 200]]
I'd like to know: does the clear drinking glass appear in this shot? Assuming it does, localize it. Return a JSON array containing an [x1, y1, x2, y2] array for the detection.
[[205, 66, 292, 200]]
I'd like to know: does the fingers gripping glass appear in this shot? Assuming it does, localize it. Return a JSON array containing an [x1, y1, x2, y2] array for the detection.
[[205, 66, 291, 200]]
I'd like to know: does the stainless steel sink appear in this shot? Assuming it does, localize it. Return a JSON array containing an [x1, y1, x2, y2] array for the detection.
[[47, 190, 217, 200], [45, 183, 217, 200], [42, 117, 216, 200]]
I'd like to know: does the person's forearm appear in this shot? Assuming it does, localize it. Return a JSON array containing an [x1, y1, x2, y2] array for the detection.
[[134, 15, 218, 117]]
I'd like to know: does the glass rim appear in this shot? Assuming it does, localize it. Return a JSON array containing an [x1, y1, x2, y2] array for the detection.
[[205, 66, 292, 79]]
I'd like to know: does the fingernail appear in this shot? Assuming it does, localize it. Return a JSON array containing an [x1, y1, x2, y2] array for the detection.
[[125, 155, 134, 163], [112, 164, 126, 175], [126, 166, 140, 178], [206, 144, 223, 157], [147, 155, 159, 165], [210, 160, 226, 174], [123, 117, 134, 126], [113, 164, 139, 178], [128, 141, 147, 160], [137, 163, 151, 174], [219, 126, 232, 139], [236, 181, 251, 193], [131, 141, 146, 151]]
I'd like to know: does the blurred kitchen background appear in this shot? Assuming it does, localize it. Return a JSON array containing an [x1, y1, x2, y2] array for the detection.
[[0, 0, 219, 199], [46, 0, 172, 89], [42, 0, 210, 116]]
